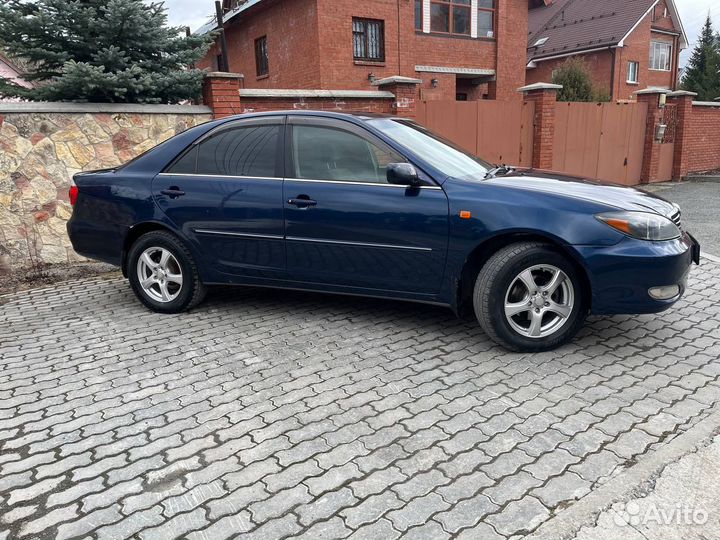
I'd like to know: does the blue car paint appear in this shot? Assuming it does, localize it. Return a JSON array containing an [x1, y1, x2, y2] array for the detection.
[[67, 110, 696, 315]]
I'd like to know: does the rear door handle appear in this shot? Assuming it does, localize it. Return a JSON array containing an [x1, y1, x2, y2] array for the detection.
[[161, 187, 186, 198], [288, 198, 317, 208]]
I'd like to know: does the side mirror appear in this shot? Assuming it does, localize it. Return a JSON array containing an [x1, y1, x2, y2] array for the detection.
[[387, 163, 420, 186]]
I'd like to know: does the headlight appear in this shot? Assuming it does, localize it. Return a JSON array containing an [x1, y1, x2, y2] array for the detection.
[[596, 211, 680, 241]]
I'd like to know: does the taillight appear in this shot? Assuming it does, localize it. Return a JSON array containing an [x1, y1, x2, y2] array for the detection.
[[69, 185, 79, 206]]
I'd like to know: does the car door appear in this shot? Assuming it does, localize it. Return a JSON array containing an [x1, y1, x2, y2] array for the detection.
[[283, 116, 449, 296], [152, 116, 286, 279]]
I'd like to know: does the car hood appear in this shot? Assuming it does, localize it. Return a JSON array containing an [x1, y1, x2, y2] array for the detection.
[[484, 170, 677, 217]]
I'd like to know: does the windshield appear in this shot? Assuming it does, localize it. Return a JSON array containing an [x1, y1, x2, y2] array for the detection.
[[367, 118, 493, 180]]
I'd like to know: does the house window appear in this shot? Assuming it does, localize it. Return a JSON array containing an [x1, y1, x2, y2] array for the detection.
[[255, 36, 268, 76], [627, 61, 639, 83], [650, 41, 672, 71], [353, 18, 385, 62], [415, 0, 423, 30], [430, 0, 471, 35], [478, 0, 495, 38]]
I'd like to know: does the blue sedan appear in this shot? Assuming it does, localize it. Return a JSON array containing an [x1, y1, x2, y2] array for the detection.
[[67, 111, 700, 351]]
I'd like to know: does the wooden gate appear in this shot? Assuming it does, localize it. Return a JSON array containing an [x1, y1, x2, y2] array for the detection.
[[416, 100, 535, 167], [552, 101, 648, 185]]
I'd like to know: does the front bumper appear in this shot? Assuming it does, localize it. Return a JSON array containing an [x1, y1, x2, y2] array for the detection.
[[575, 232, 699, 315]]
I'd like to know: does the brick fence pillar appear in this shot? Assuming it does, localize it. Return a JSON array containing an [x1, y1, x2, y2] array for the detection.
[[374, 76, 422, 118], [635, 88, 670, 183], [202, 72, 244, 119], [518, 83, 562, 170], [667, 90, 697, 181]]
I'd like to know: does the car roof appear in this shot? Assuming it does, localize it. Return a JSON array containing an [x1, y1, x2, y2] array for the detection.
[[215, 110, 399, 124]]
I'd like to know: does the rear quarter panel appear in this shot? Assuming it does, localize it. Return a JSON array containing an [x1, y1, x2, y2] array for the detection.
[[67, 171, 159, 266]]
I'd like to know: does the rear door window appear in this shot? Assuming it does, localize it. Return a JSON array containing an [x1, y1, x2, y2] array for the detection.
[[195, 125, 281, 177]]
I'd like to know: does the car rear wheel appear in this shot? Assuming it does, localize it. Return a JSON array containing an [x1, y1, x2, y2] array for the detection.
[[474, 242, 587, 352], [127, 231, 206, 313]]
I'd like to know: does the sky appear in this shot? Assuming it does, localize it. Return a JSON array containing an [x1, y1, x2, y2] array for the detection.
[[161, 0, 720, 67]]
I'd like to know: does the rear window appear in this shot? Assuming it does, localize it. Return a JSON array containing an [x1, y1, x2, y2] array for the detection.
[[166, 125, 280, 177]]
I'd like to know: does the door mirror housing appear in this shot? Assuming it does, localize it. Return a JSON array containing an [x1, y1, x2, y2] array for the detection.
[[387, 163, 420, 186]]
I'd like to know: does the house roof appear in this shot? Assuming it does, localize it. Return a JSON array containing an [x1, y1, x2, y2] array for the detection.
[[0, 53, 33, 89], [527, 0, 688, 63], [195, 0, 266, 35]]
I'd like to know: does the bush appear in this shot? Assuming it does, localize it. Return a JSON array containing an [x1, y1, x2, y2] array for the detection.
[[552, 58, 597, 102]]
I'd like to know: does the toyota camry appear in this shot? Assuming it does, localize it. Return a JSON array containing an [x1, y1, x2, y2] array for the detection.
[[67, 111, 700, 351]]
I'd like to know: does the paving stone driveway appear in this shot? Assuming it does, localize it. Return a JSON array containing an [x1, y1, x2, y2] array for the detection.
[[1, 260, 719, 540]]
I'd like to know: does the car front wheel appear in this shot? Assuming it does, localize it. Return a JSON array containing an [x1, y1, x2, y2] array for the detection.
[[474, 242, 587, 351], [127, 230, 206, 313]]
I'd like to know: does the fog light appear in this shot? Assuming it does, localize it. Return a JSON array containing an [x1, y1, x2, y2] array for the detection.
[[648, 285, 680, 300]]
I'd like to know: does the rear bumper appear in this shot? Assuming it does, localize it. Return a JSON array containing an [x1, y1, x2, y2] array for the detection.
[[575, 232, 698, 315], [67, 215, 123, 267]]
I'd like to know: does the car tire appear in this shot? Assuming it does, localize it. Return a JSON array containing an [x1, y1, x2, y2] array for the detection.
[[127, 230, 206, 313], [474, 242, 587, 352]]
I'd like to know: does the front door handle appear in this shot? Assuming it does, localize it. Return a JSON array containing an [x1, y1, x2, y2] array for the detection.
[[161, 187, 186, 199], [288, 197, 317, 208]]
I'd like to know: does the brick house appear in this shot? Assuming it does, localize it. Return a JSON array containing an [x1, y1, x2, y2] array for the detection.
[[197, 0, 529, 102], [525, 0, 688, 102]]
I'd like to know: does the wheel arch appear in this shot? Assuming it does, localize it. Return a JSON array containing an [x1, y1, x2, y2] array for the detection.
[[121, 221, 183, 278], [455, 232, 593, 316]]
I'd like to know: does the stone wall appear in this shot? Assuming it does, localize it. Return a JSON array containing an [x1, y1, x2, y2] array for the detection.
[[0, 103, 212, 273]]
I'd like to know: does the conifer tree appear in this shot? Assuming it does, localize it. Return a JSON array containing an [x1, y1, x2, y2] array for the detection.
[[681, 14, 720, 101], [0, 0, 213, 103]]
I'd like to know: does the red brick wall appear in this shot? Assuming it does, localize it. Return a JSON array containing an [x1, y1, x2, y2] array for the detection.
[[201, 0, 527, 102], [198, 0, 321, 89], [525, 50, 614, 97], [615, 12, 677, 101], [238, 96, 393, 114], [686, 104, 720, 173]]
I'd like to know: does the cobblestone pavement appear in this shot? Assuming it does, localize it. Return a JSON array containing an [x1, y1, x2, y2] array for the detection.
[[1, 260, 719, 540]]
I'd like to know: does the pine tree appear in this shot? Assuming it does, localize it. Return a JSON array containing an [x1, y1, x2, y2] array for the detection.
[[0, 0, 214, 103], [681, 14, 720, 101]]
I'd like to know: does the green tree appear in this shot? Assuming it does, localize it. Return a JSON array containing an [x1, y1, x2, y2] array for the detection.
[[552, 57, 596, 102], [681, 15, 720, 101], [0, 0, 213, 103]]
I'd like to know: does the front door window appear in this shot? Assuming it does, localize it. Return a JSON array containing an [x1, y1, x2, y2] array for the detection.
[[291, 124, 402, 183]]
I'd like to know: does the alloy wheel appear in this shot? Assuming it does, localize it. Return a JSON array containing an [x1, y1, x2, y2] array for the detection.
[[504, 264, 575, 339], [136, 247, 184, 303]]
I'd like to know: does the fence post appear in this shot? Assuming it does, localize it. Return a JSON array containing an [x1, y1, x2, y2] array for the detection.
[[666, 90, 697, 181], [518, 83, 562, 170], [202, 72, 244, 118], [635, 88, 670, 183], [373, 76, 422, 118]]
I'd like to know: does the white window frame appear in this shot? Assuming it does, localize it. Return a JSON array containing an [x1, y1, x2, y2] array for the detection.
[[627, 61, 639, 84], [650, 41, 672, 72]]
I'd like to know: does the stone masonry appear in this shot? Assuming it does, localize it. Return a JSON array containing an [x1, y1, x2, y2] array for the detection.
[[0, 105, 211, 273]]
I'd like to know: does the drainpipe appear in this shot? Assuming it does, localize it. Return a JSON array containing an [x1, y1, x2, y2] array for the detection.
[[397, 0, 402, 75], [610, 47, 616, 101]]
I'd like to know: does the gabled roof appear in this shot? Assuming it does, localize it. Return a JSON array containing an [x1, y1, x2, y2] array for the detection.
[[527, 0, 688, 63]]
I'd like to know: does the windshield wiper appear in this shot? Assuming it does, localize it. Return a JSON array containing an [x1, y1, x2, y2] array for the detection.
[[484, 165, 515, 179]]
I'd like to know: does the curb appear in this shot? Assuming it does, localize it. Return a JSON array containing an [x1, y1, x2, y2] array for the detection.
[[686, 175, 720, 183], [702, 252, 720, 264], [526, 402, 720, 540]]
